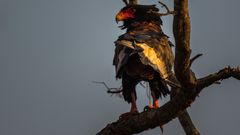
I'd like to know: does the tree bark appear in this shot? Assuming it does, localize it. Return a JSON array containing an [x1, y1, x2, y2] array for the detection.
[[178, 111, 200, 135], [96, 0, 240, 134], [172, 0, 200, 134], [129, 0, 138, 5], [97, 66, 240, 135]]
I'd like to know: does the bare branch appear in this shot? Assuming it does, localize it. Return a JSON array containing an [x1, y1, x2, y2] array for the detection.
[[171, 86, 201, 135], [197, 66, 240, 91], [96, 65, 240, 135], [190, 53, 203, 66], [171, 2, 201, 134], [129, 0, 138, 5], [173, 0, 197, 88], [93, 81, 123, 95], [178, 111, 201, 135], [98, 0, 239, 135], [147, 1, 175, 17], [97, 85, 200, 135], [158, 1, 175, 16]]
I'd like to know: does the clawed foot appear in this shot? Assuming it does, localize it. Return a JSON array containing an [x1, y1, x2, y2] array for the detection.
[[143, 105, 159, 111]]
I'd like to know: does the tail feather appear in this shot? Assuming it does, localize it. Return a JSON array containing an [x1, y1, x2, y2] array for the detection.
[[149, 78, 170, 99]]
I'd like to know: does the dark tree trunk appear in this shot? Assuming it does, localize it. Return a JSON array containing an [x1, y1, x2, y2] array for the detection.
[[96, 0, 240, 134]]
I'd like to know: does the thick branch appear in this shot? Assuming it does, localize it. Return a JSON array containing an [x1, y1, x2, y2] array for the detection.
[[97, 65, 240, 135], [178, 111, 200, 135], [129, 0, 138, 5], [171, 87, 200, 135], [173, 0, 197, 88], [172, 1, 201, 134], [197, 66, 240, 91], [97, 86, 199, 135], [101, 0, 239, 134]]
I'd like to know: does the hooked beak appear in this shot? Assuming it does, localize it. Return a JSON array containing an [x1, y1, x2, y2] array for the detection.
[[115, 12, 124, 24], [115, 17, 119, 24]]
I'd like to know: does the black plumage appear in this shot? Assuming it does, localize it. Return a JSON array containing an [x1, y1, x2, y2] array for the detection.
[[113, 5, 176, 113]]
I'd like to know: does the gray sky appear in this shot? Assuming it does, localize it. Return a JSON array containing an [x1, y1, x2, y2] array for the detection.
[[0, 0, 239, 135]]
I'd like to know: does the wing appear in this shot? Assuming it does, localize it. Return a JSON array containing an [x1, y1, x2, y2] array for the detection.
[[135, 35, 174, 79], [113, 31, 174, 80], [113, 37, 135, 78]]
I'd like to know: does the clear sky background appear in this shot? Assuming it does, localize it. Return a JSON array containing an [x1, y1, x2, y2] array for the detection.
[[0, 0, 239, 135]]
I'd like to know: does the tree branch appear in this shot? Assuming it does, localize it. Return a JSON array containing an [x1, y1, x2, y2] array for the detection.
[[190, 53, 203, 66], [178, 111, 200, 135], [172, 1, 201, 134], [197, 66, 240, 91], [93, 81, 123, 98], [129, 0, 138, 5], [97, 84, 201, 135], [173, 0, 197, 88], [97, 65, 240, 135], [147, 1, 175, 17], [97, 0, 240, 135], [171, 87, 200, 135], [158, 1, 176, 16]]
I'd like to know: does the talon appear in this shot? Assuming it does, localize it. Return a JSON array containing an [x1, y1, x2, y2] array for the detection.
[[143, 105, 156, 111]]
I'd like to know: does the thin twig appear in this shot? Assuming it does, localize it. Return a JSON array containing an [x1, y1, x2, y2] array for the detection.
[[93, 81, 123, 94], [129, 0, 138, 5], [190, 53, 203, 66], [148, 1, 175, 16], [158, 1, 171, 13]]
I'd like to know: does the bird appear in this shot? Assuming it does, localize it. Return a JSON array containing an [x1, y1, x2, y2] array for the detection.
[[113, 4, 178, 116]]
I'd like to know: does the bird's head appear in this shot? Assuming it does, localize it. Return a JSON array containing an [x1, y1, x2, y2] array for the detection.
[[115, 5, 161, 28], [115, 6, 136, 23]]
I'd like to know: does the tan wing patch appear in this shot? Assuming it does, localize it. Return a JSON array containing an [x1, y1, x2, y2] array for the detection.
[[136, 43, 169, 79]]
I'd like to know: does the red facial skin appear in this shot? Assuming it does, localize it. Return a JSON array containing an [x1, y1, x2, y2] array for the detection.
[[116, 7, 135, 22]]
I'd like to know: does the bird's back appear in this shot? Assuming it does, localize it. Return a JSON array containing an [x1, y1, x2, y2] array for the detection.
[[113, 21, 174, 80]]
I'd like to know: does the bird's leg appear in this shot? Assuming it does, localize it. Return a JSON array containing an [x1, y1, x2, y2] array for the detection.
[[144, 91, 159, 110], [130, 92, 138, 113], [120, 92, 138, 118], [151, 91, 164, 132], [150, 91, 159, 108]]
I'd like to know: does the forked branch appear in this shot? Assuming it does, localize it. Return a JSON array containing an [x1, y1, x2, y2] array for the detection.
[[197, 66, 240, 91], [157, 1, 176, 16], [97, 0, 239, 135], [147, 1, 175, 17], [93, 81, 122, 94]]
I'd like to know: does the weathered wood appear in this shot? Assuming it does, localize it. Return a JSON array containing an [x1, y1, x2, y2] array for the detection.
[[97, 66, 240, 135], [96, 0, 240, 134], [173, 0, 197, 89], [172, 1, 200, 134], [171, 86, 200, 135], [197, 66, 240, 91], [129, 0, 138, 5], [178, 110, 200, 135]]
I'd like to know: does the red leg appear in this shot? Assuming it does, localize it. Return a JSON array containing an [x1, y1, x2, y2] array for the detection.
[[151, 91, 164, 132], [130, 92, 138, 113], [151, 92, 159, 108], [120, 92, 138, 118]]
